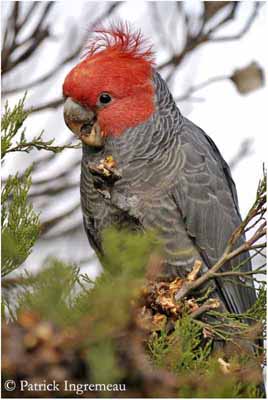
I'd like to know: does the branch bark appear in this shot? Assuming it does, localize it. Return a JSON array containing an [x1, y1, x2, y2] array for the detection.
[[175, 174, 266, 302]]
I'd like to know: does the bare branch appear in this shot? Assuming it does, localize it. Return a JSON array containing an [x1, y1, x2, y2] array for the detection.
[[175, 173, 267, 301], [18, 3, 39, 29], [190, 298, 221, 319], [208, 3, 261, 42], [27, 98, 65, 114], [157, 2, 260, 77], [205, 2, 239, 36], [229, 139, 254, 170], [175, 75, 229, 102], [40, 203, 81, 235], [2, 51, 80, 96], [2, 3, 20, 67], [213, 265, 266, 278], [31, 159, 80, 186], [42, 221, 83, 241], [2, 3, 55, 74], [29, 181, 79, 198], [2, 2, 122, 96]]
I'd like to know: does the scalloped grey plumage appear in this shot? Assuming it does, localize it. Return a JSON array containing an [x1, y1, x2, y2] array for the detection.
[[80, 71, 256, 315]]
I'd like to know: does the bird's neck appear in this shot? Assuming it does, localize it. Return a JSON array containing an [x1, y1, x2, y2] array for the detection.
[[82, 71, 183, 169]]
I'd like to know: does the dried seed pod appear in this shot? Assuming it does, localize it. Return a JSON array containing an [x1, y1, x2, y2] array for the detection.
[[231, 62, 264, 94]]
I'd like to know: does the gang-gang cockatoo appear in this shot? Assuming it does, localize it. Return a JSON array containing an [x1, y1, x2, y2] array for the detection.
[[63, 24, 256, 316]]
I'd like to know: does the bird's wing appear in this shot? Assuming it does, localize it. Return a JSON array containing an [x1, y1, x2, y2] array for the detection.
[[171, 117, 256, 313]]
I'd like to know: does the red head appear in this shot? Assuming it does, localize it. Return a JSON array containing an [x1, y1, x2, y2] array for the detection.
[[63, 23, 155, 137]]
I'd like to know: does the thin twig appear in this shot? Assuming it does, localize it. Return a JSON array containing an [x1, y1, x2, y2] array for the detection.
[[40, 203, 81, 235], [190, 299, 221, 319], [2, 2, 122, 96], [229, 139, 254, 170], [27, 98, 65, 114], [175, 75, 229, 102], [213, 267, 266, 278], [6, 141, 80, 155], [208, 3, 261, 42], [29, 181, 79, 198], [175, 174, 266, 301]]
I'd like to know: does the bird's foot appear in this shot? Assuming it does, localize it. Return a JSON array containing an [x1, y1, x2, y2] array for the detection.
[[87, 155, 122, 199]]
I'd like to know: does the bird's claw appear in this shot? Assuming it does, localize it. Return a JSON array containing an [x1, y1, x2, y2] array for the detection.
[[88, 156, 122, 184], [87, 156, 122, 198]]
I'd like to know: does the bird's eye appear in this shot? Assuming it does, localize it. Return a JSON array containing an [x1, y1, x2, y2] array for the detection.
[[99, 93, 112, 105]]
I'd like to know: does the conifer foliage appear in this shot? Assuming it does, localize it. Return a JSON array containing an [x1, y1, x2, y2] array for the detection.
[[2, 97, 40, 277]]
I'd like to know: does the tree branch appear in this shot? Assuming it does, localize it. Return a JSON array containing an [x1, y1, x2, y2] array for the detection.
[[208, 3, 261, 42], [6, 140, 80, 155], [175, 173, 266, 301], [157, 2, 260, 78], [229, 139, 254, 170], [175, 75, 229, 102], [2, 3, 54, 74], [29, 181, 79, 198], [26, 98, 65, 114], [2, 2, 122, 95], [40, 203, 81, 235], [190, 299, 221, 319]]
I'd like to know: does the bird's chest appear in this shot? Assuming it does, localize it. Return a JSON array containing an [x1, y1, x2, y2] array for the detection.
[[80, 159, 139, 237], [80, 152, 175, 235]]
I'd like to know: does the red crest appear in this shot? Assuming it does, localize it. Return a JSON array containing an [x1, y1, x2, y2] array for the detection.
[[83, 22, 155, 66]]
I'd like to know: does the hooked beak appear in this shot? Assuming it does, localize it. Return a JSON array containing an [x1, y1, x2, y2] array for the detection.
[[63, 97, 105, 147]]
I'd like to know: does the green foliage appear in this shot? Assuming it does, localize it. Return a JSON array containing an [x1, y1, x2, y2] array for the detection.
[[86, 339, 124, 385], [1, 168, 40, 277], [2, 229, 265, 398], [15, 260, 79, 324], [1, 96, 81, 278], [1, 94, 29, 158], [7, 229, 159, 387], [175, 363, 263, 398], [149, 316, 212, 373], [1, 95, 80, 158], [149, 317, 263, 398], [246, 285, 266, 322], [101, 227, 161, 278]]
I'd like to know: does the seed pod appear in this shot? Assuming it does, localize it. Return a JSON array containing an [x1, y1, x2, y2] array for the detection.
[[231, 62, 264, 94]]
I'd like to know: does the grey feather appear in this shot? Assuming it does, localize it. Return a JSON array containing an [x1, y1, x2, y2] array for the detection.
[[80, 70, 256, 314]]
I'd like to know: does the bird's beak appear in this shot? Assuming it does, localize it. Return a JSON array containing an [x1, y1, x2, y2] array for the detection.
[[63, 97, 105, 147]]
